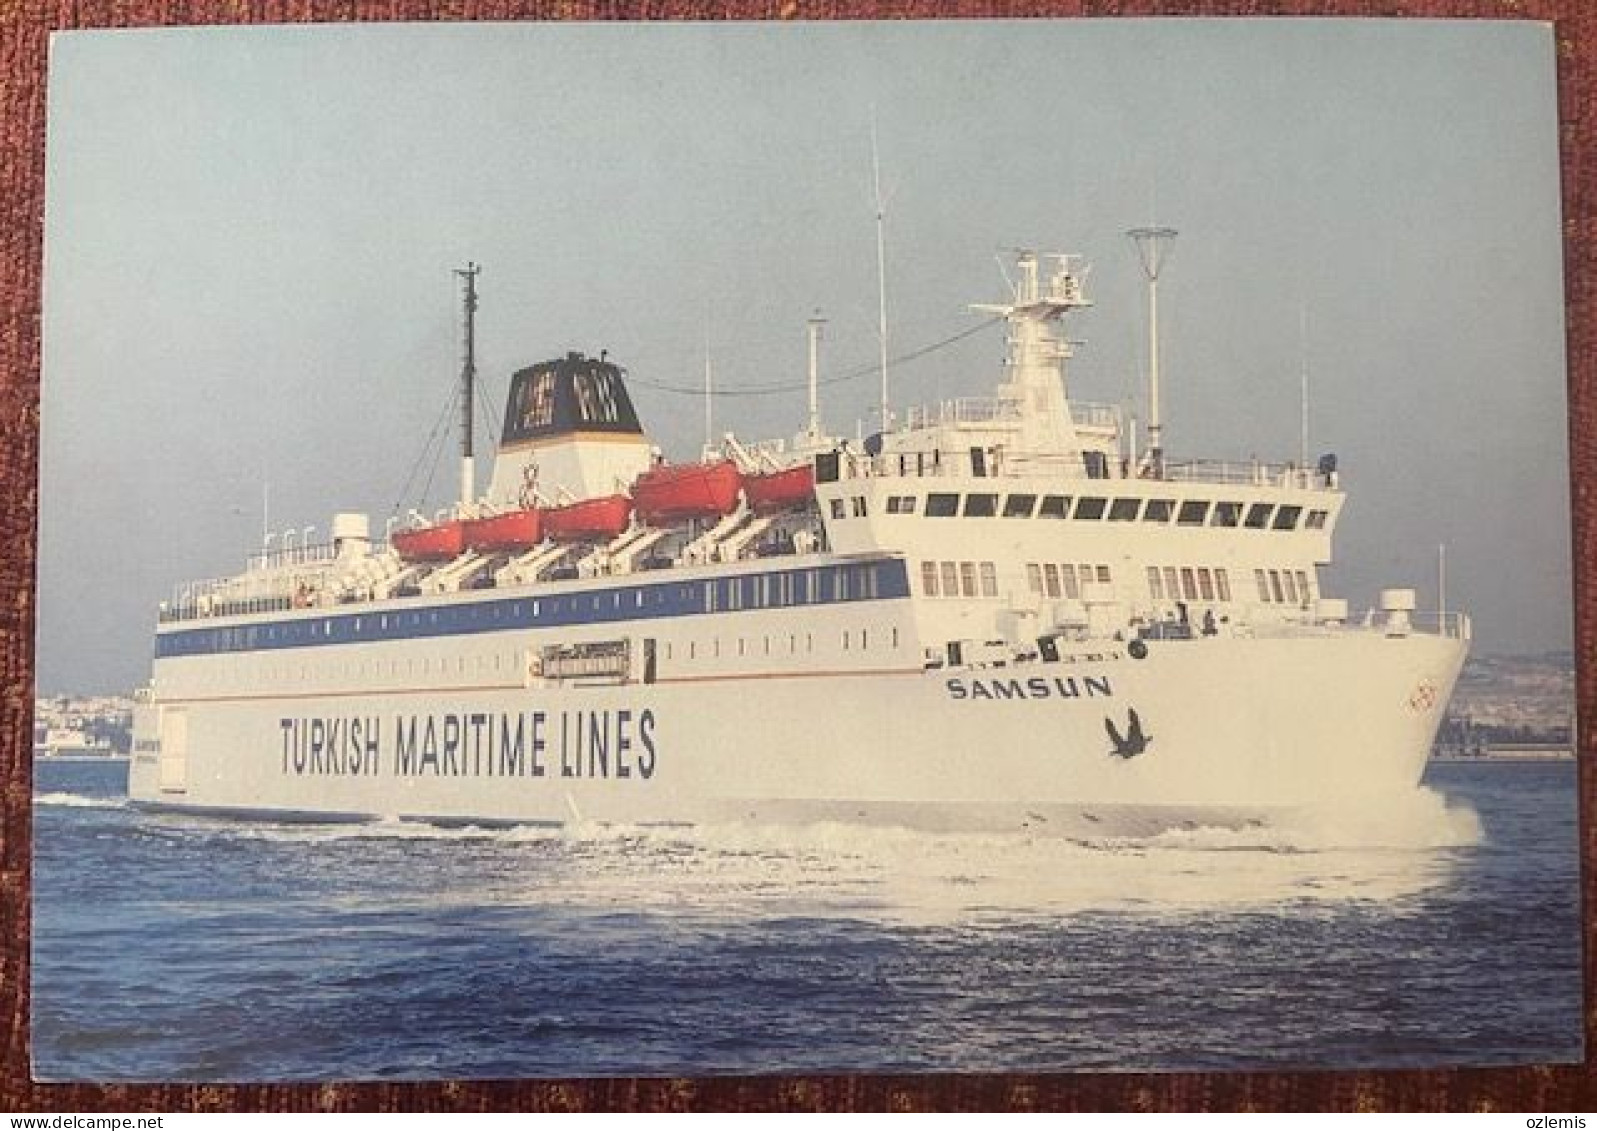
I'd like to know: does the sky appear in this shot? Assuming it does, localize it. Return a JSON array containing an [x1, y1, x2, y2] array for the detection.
[[37, 18, 1569, 694]]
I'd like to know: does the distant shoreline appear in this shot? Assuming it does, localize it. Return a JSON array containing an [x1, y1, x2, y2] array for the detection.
[[33, 754, 130, 764], [1431, 750, 1573, 764]]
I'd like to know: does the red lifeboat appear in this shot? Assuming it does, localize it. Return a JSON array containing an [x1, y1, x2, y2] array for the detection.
[[392, 520, 467, 562], [542, 494, 633, 542], [632, 460, 743, 526], [743, 464, 815, 515], [462, 508, 543, 553]]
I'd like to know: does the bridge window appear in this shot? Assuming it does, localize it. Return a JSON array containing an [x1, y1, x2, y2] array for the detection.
[[830, 499, 846, 520], [926, 493, 960, 517], [1108, 498, 1141, 521], [1074, 497, 1108, 520], [1144, 498, 1175, 523], [1177, 500, 1211, 526], [1003, 494, 1037, 518], [851, 496, 869, 517], [1038, 495, 1070, 519], [1245, 503, 1274, 529], [1306, 509, 1328, 530], [1273, 505, 1303, 531], [1212, 501, 1243, 527], [887, 495, 917, 514], [963, 493, 999, 518]]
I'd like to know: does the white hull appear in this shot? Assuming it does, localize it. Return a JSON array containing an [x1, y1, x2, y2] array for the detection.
[[129, 627, 1464, 834], [130, 250, 1470, 836]]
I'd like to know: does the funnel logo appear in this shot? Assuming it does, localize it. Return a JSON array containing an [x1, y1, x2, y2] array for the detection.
[[1105, 708, 1152, 760]]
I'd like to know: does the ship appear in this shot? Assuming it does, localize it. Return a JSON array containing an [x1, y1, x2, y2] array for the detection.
[[127, 248, 1469, 833], [34, 723, 115, 759]]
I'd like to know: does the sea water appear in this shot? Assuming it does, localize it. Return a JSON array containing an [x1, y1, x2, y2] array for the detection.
[[31, 758, 1581, 1080]]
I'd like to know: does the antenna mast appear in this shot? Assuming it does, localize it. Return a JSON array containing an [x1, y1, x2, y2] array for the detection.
[[871, 115, 891, 434], [455, 262, 480, 509], [806, 314, 827, 443], [1127, 226, 1177, 475], [704, 333, 714, 453], [1299, 303, 1310, 472]]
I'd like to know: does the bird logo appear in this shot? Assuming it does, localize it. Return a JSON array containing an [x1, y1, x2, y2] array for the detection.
[[1105, 708, 1152, 759]]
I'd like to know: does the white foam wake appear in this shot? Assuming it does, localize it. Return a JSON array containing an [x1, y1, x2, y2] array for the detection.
[[33, 792, 127, 809], [125, 786, 1484, 925]]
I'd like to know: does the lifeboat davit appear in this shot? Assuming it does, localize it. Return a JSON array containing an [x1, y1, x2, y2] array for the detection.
[[632, 460, 743, 525], [743, 464, 815, 514], [542, 494, 633, 542], [462, 508, 543, 553], [391, 520, 466, 562]]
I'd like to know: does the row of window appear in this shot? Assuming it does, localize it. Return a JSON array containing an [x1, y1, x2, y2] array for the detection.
[[663, 626, 901, 661], [1256, 568, 1316, 608], [920, 560, 1001, 599], [253, 650, 519, 685], [1147, 566, 1235, 603], [928, 559, 1313, 608], [194, 622, 912, 689], [846, 491, 1330, 532], [158, 561, 910, 659], [1025, 562, 1114, 600]]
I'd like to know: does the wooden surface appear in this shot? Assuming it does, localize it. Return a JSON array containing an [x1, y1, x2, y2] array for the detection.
[[2, 0, 1592, 1112]]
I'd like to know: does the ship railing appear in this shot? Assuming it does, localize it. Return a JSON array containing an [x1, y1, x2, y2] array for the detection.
[[1069, 402, 1123, 431], [1407, 611, 1473, 640], [248, 540, 340, 571], [904, 397, 1024, 430], [159, 593, 299, 623], [1331, 609, 1473, 640], [900, 398, 1122, 433], [1159, 459, 1335, 491], [831, 446, 1105, 482]]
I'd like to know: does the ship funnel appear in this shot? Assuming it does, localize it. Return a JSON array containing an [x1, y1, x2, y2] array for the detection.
[[485, 352, 654, 508]]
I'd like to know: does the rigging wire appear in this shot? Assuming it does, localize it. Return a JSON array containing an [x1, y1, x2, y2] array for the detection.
[[474, 374, 500, 466], [624, 316, 1004, 398], [415, 388, 459, 511], [389, 383, 460, 519]]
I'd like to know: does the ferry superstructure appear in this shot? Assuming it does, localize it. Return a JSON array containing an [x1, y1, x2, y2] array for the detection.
[[128, 250, 1469, 832]]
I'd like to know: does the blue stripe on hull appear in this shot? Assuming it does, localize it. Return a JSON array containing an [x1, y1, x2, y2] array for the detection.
[[156, 558, 911, 659]]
